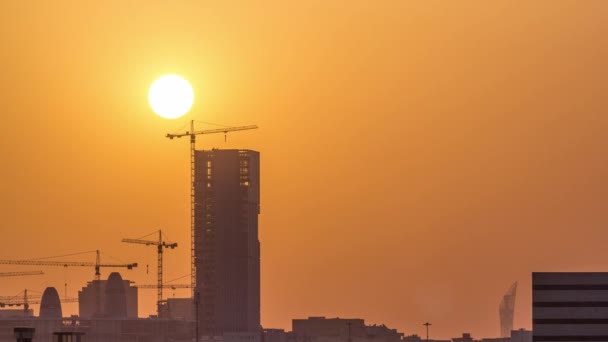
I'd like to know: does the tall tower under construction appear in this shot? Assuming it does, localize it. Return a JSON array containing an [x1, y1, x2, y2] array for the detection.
[[194, 149, 261, 336]]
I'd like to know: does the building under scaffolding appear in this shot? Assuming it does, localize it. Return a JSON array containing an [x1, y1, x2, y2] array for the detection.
[[499, 282, 517, 338], [195, 149, 261, 336]]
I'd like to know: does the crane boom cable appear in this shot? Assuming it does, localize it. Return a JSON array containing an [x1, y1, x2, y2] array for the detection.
[[193, 120, 233, 128], [164, 274, 190, 283], [133, 229, 164, 241], [23, 250, 97, 261]]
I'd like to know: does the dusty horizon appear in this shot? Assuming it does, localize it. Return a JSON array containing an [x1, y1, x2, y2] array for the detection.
[[2, 1, 608, 339]]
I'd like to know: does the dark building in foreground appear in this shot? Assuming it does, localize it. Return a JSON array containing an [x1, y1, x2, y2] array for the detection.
[[0, 317, 192, 342], [195, 149, 261, 335], [533, 272, 608, 342]]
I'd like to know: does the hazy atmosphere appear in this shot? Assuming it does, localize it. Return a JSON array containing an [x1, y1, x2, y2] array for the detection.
[[1, 1, 608, 339]]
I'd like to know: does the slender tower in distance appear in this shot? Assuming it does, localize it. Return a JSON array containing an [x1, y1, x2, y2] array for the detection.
[[499, 282, 518, 338]]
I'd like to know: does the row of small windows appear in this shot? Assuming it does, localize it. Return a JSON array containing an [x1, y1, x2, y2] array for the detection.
[[196, 181, 251, 188]]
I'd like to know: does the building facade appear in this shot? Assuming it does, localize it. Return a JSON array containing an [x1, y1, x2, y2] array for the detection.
[[533, 272, 608, 342], [195, 149, 261, 335], [163, 297, 194, 320], [78, 273, 138, 318]]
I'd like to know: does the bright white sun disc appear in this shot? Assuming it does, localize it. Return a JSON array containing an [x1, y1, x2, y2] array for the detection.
[[148, 75, 194, 119]]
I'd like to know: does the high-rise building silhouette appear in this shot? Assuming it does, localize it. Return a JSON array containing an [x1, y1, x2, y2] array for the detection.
[[195, 149, 260, 335], [499, 282, 517, 338]]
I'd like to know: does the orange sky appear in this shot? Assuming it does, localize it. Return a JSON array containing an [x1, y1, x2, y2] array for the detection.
[[1, 0, 608, 338]]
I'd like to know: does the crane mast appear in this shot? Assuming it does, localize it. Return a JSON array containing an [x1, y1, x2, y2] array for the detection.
[[122, 230, 177, 316], [166, 121, 258, 298]]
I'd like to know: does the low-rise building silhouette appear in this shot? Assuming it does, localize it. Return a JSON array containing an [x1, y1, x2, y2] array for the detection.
[[290, 317, 402, 342], [510, 329, 532, 342]]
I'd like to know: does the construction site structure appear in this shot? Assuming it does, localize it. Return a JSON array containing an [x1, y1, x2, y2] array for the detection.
[[166, 121, 258, 298], [0, 250, 137, 317], [0, 250, 137, 280], [0, 288, 78, 318], [122, 230, 177, 315]]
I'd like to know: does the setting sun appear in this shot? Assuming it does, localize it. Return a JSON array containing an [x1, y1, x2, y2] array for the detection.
[[148, 74, 194, 119]]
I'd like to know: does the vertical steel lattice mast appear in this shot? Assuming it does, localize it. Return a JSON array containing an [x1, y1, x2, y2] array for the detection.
[[190, 120, 196, 298], [157, 230, 163, 312], [121, 230, 178, 316]]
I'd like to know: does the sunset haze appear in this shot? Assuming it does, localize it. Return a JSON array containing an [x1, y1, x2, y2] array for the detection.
[[1, 1, 608, 339]]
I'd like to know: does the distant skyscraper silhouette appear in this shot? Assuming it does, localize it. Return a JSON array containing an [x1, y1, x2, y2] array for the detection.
[[499, 282, 517, 338], [104, 272, 128, 318], [39, 287, 62, 318], [195, 149, 260, 335], [78, 274, 138, 318]]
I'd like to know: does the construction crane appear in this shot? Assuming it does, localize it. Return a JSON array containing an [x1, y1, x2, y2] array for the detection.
[[0, 289, 78, 314], [0, 252, 137, 317], [0, 271, 44, 278], [0, 250, 137, 281], [122, 230, 177, 315], [166, 120, 258, 297]]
